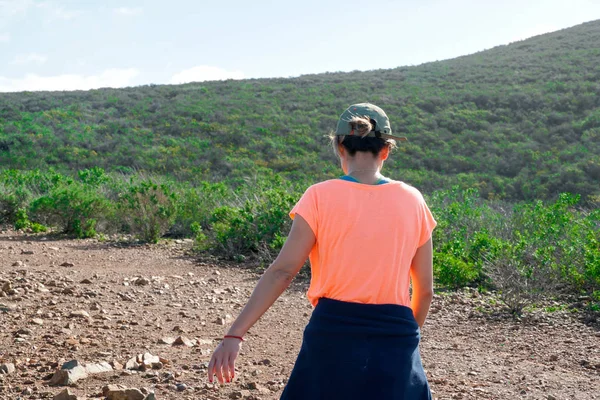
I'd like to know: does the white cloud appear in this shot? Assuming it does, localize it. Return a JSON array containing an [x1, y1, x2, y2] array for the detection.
[[170, 66, 245, 84], [0, 68, 140, 92], [36, 1, 82, 21], [114, 7, 143, 16], [0, 0, 34, 18], [509, 24, 559, 43], [0, 33, 9, 42], [12, 53, 48, 65]]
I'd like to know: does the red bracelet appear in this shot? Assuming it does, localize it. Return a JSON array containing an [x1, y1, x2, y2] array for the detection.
[[224, 335, 244, 342]]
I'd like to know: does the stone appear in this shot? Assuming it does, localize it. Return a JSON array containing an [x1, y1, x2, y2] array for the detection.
[[125, 357, 140, 371], [84, 362, 113, 374], [52, 388, 79, 400], [110, 360, 123, 370], [173, 336, 195, 347], [80, 278, 93, 284], [248, 382, 271, 394], [176, 383, 187, 391], [230, 390, 251, 399], [1, 281, 11, 293], [16, 327, 33, 336], [60, 262, 75, 267], [0, 302, 17, 313], [158, 337, 176, 345], [49, 360, 89, 386], [0, 363, 15, 374], [144, 393, 156, 400], [32, 318, 44, 325], [102, 385, 126, 396], [126, 353, 162, 371], [105, 387, 146, 400], [134, 277, 150, 286], [141, 353, 162, 370], [69, 310, 90, 319]]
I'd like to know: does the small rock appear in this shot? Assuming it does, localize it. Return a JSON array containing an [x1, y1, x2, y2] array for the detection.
[[32, 318, 44, 325], [49, 360, 89, 386], [230, 390, 251, 399], [0, 363, 16, 375], [84, 362, 113, 374], [158, 337, 176, 345], [176, 383, 187, 391], [102, 385, 126, 396], [60, 262, 75, 267], [52, 388, 79, 400], [69, 310, 90, 319], [110, 360, 124, 370], [173, 336, 195, 347], [142, 353, 161, 370], [0, 302, 17, 313], [125, 357, 140, 371], [106, 387, 146, 400], [80, 278, 93, 284], [134, 277, 150, 286]]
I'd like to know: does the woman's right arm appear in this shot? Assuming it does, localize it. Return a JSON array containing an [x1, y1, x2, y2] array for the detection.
[[410, 238, 434, 328]]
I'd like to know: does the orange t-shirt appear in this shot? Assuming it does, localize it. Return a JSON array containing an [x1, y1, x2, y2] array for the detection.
[[289, 179, 437, 307]]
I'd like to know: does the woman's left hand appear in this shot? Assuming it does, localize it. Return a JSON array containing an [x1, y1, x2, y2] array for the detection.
[[207, 338, 242, 384]]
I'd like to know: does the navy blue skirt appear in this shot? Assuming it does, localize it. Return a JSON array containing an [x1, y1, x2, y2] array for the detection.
[[280, 298, 431, 400]]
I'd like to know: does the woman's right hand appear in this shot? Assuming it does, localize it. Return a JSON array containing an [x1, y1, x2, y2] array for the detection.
[[207, 338, 242, 384]]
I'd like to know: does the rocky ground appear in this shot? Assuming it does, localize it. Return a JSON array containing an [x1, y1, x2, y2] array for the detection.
[[0, 229, 598, 400]]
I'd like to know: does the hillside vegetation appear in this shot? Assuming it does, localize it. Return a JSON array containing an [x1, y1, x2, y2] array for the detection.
[[0, 22, 599, 312], [1, 21, 600, 202]]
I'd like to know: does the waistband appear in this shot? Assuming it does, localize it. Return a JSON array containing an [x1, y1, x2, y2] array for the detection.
[[308, 297, 420, 337]]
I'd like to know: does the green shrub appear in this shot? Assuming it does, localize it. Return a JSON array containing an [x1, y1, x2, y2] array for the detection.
[[0, 184, 33, 224], [118, 180, 178, 243], [173, 181, 229, 237], [434, 251, 479, 288], [30, 182, 111, 238], [206, 186, 297, 259], [78, 167, 110, 186], [14, 208, 30, 230], [190, 221, 209, 251]]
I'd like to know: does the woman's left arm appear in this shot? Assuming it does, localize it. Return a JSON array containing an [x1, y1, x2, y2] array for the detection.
[[207, 215, 315, 384]]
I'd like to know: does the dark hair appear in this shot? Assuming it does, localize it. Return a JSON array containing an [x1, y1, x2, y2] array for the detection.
[[329, 116, 396, 157]]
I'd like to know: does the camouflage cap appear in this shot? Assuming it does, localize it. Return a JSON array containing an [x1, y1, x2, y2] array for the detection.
[[335, 103, 407, 141]]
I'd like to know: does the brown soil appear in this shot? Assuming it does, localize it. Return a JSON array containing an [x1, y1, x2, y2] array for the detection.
[[0, 230, 598, 400]]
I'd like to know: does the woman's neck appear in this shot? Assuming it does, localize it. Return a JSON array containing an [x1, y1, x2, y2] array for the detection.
[[346, 166, 383, 185], [343, 152, 385, 185]]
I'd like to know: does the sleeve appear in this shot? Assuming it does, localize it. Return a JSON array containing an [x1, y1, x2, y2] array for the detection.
[[289, 185, 318, 238], [418, 194, 437, 247]]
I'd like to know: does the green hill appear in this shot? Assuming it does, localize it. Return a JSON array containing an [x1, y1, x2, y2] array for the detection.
[[1, 20, 599, 202]]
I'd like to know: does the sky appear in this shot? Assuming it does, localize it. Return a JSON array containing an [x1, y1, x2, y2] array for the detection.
[[1, 0, 600, 93]]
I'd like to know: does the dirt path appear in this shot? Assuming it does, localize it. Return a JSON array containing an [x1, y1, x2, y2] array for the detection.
[[0, 231, 598, 400]]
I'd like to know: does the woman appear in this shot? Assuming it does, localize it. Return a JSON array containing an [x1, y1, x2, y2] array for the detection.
[[208, 103, 436, 399]]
